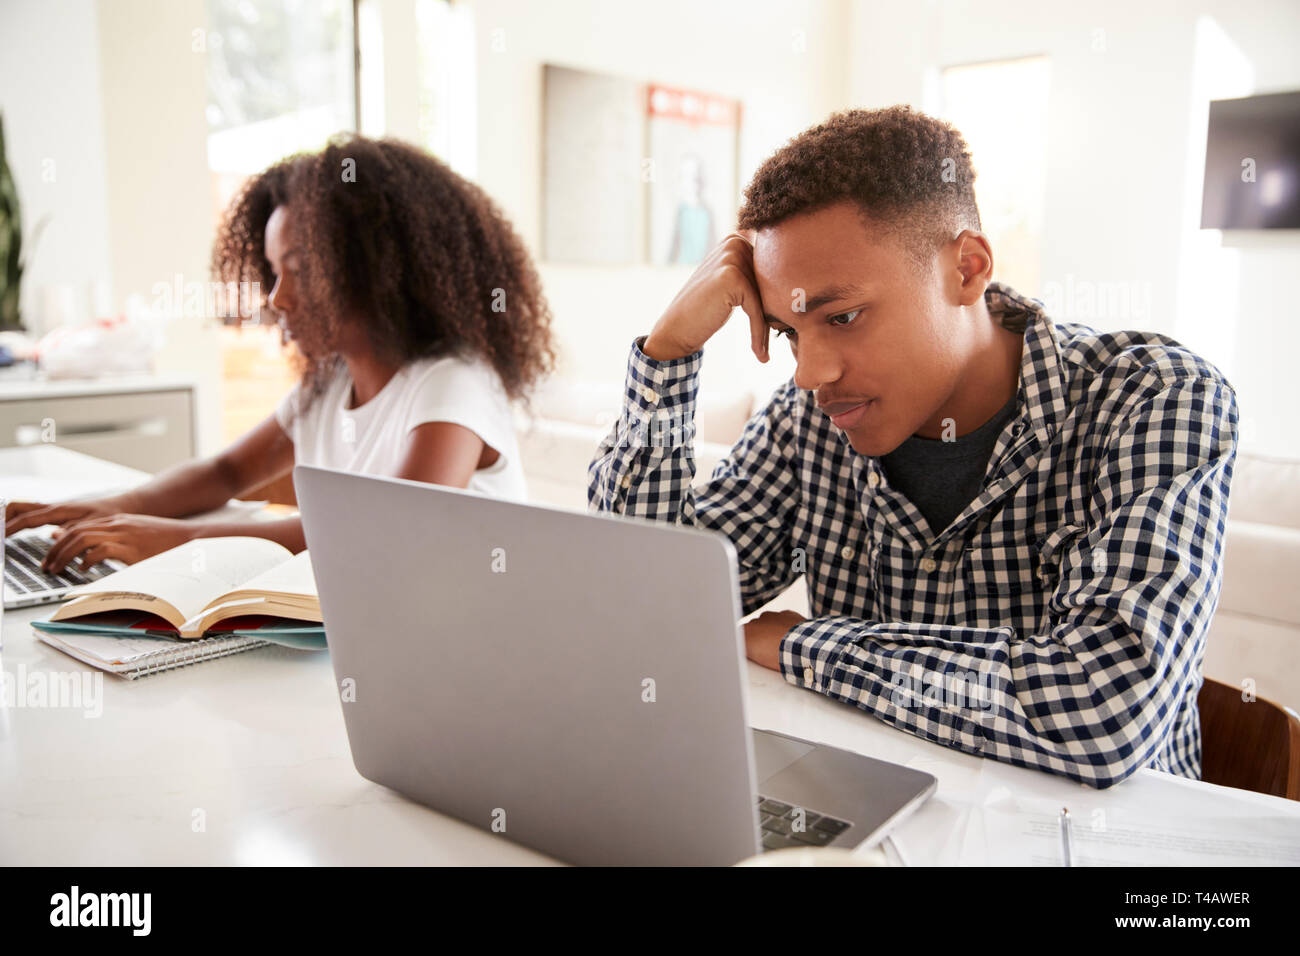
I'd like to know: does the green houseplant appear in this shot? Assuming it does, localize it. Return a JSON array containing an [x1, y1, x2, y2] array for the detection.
[[0, 112, 27, 332]]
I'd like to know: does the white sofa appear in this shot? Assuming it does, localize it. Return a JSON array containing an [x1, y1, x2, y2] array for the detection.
[[515, 379, 759, 513], [1203, 453, 1300, 709], [516, 382, 1299, 709]]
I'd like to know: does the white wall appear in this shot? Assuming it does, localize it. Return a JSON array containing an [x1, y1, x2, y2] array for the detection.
[[0, 0, 224, 457], [6, 0, 1294, 459], [0, 0, 113, 336], [97, 0, 223, 458], [847, 0, 1300, 457], [363, 0, 424, 142], [470, 0, 854, 403]]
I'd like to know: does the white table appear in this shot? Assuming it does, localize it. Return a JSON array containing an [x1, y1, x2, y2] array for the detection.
[[3, 448, 1299, 866], [0, 444, 153, 505], [3, 593, 1298, 865]]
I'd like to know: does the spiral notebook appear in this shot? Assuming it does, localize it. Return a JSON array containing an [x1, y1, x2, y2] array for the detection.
[[35, 628, 271, 679]]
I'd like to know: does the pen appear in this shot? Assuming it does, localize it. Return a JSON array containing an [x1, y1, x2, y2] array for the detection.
[[1059, 807, 1074, 867]]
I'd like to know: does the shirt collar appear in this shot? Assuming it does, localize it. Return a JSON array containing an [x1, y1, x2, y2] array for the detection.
[[985, 281, 1068, 448]]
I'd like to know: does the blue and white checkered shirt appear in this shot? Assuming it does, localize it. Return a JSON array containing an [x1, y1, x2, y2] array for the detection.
[[588, 282, 1239, 788]]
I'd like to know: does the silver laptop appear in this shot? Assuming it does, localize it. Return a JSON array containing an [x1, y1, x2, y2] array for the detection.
[[1, 502, 126, 609], [3, 527, 126, 609], [295, 464, 937, 866], [0, 446, 141, 609]]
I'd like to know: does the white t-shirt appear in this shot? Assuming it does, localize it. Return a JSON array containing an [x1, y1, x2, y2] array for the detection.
[[275, 352, 528, 501]]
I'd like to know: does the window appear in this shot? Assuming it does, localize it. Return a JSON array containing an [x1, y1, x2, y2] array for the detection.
[[938, 56, 1050, 295], [415, 0, 476, 178], [202, 0, 357, 456], [204, 0, 357, 223]]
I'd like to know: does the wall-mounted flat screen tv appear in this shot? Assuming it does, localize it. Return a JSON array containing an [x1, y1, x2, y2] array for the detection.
[[1201, 90, 1300, 229]]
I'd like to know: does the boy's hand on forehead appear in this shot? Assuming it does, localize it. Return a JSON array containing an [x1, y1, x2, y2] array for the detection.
[[643, 232, 771, 363]]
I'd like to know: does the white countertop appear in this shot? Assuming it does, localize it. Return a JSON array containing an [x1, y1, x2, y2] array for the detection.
[[3, 446, 1299, 865], [0, 366, 195, 401], [0, 444, 153, 505], [3, 592, 1297, 866]]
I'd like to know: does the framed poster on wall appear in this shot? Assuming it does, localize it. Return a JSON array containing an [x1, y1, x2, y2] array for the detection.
[[542, 64, 740, 266]]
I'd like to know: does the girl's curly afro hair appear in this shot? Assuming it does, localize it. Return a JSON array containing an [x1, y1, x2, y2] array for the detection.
[[212, 134, 556, 410]]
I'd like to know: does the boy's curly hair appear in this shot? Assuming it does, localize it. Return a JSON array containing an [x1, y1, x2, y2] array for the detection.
[[737, 106, 981, 262], [212, 134, 556, 409]]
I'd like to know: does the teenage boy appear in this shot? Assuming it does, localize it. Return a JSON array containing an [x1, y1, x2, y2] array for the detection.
[[589, 107, 1238, 788]]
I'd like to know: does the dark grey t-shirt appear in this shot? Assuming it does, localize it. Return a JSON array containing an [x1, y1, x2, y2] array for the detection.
[[879, 391, 1019, 535]]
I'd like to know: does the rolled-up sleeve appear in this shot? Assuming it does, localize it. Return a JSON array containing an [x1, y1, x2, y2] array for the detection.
[[588, 336, 804, 614]]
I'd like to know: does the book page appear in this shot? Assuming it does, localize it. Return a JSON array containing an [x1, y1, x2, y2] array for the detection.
[[54, 537, 292, 625], [186, 596, 321, 636], [184, 551, 318, 634], [225, 549, 316, 599]]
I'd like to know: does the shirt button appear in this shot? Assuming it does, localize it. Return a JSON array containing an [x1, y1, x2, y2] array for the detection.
[[919, 557, 938, 573], [840, 545, 854, 560], [641, 385, 659, 404], [620, 474, 632, 489], [867, 472, 881, 490], [803, 667, 814, 684]]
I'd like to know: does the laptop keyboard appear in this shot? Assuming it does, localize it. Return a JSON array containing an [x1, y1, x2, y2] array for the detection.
[[757, 795, 852, 851], [4, 531, 120, 596]]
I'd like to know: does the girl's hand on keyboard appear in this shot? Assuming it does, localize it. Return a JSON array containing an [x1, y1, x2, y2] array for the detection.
[[4, 498, 122, 536], [40, 514, 197, 574]]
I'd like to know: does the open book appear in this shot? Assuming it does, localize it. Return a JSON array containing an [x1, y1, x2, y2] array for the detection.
[[46, 537, 320, 639]]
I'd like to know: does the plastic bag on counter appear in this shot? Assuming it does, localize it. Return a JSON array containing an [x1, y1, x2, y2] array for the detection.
[[35, 315, 160, 378]]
